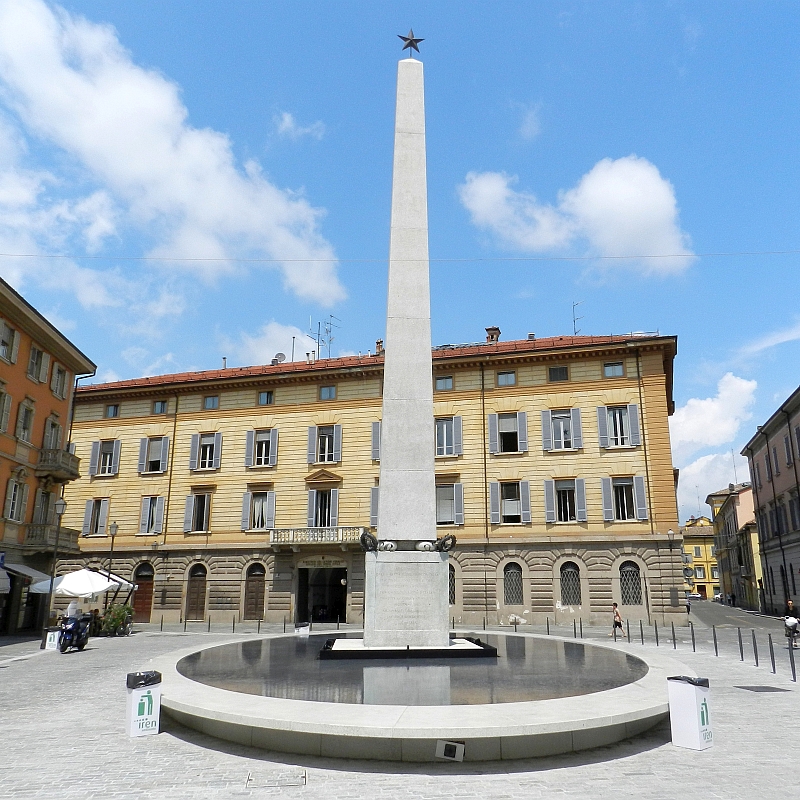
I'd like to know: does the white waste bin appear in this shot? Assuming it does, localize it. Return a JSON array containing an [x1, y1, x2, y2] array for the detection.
[[126, 671, 162, 737], [667, 675, 713, 750], [43, 628, 60, 651]]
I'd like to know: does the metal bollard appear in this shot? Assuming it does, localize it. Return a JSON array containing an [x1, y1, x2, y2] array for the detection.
[[769, 634, 776, 674], [712, 625, 718, 656], [283, 617, 286, 633], [483, 617, 486, 631], [453, 617, 455, 630], [160, 615, 163, 632], [337, 616, 340, 631], [613, 624, 617, 642], [738, 627, 744, 661], [752, 630, 758, 667], [626, 619, 630, 643], [671, 621, 676, 650], [690, 621, 696, 653], [183, 619, 187, 632], [546, 617, 550, 635], [654, 620, 659, 647], [573, 619, 577, 638], [640, 619, 644, 645], [257, 619, 261, 634], [790, 641, 797, 682], [309, 620, 313, 632], [514, 621, 518, 632], [580, 618, 583, 639], [233, 615, 236, 633]]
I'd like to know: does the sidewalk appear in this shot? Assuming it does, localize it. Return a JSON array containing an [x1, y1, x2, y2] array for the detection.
[[0, 625, 796, 799]]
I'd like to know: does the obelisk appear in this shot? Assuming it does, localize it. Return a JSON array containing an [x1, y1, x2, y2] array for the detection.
[[362, 46, 450, 648]]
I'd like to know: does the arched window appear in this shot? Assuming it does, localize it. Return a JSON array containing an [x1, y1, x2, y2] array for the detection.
[[619, 561, 642, 605], [189, 564, 207, 578], [448, 564, 456, 606], [134, 562, 155, 580], [246, 563, 266, 578], [504, 562, 523, 605], [560, 561, 581, 606]]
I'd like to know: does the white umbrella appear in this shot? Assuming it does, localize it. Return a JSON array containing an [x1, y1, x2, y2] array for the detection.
[[30, 568, 123, 598]]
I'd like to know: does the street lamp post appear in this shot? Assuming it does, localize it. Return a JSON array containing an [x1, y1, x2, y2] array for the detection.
[[41, 497, 67, 644], [104, 521, 118, 610]]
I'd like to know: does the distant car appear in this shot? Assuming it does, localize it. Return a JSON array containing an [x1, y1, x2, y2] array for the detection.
[[714, 592, 723, 602], [688, 592, 702, 600]]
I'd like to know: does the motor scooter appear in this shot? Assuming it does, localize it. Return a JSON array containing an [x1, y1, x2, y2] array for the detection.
[[59, 613, 91, 653]]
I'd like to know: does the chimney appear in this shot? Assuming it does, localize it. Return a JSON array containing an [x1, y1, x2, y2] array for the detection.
[[527, 332, 536, 340], [485, 326, 501, 343], [375, 339, 384, 355], [222, 357, 227, 369]]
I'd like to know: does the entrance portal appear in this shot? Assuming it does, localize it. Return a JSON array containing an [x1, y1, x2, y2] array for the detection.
[[296, 567, 346, 623], [133, 563, 155, 623]]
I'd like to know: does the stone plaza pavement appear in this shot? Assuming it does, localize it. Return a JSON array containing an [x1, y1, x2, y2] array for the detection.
[[1, 619, 796, 800]]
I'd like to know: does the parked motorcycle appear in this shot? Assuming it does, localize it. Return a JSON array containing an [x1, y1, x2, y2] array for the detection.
[[59, 613, 92, 653]]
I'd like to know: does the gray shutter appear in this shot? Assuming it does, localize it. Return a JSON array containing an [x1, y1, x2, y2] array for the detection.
[[3, 479, 13, 518], [544, 480, 556, 523], [454, 483, 464, 525], [268, 429, 278, 466], [189, 434, 199, 470], [453, 416, 463, 456], [139, 498, 150, 534], [82, 499, 93, 535], [244, 430, 255, 467], [597, 407, 609, 448], [265, 491, 276, 529], [137, 438, 148, 473], [39, 352, 50, 383], [488, 414, 499, 454], [183, 496, 194, 533], [333, 424, 342, 462], [88, 441, 100, 476], [628, 404, 641, 446], [10, 329, 20, 363], [19, 484, 29, 523], [601, 478, 614, 521], [571, 408, 583, 449], [517, 412, 528, 452], [490, 482, 501, 524], [330, 488, 339, 527], [212, 432, 222, 469], [307, 427, 317, 463], [520, 480, 531, 523], [50, 363, 59, 393], [575, 479, 587, 522], [634, 476, 648, 520], [241, 492, 252, 530], [541, 410, 552, 451], [370, 486, 379, 527], [0, 393, 10, 433], [307, 490, 317, 527], [371, 421, 381, 461], [154, 496, 165, 533], [97, 498, 109, 535], [159, 436, 169, 472], [32, 488, 43, 524], [111, 439, 121, 474]]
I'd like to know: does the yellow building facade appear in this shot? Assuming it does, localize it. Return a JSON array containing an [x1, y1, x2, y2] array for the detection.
[[680, 517, 720, 600], [60, 332, 684, 626]]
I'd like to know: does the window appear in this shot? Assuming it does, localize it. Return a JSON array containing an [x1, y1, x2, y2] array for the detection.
[[89, 439, 120, 477], [82, 498, 109, 536], [435, 376, 453, 391], [693, 546, 702, 558], [711, 545, 716, 557], [254, 430, 272, 466], [257, 390, 273, 406], [765, 453, 772, 481], [608, 406, 630, 446], [0, 387, 10, 433], [313, 489, 333, 527], [598, 404, 641, 448], [560, 562, 582, 606], [190, 493, 211, 532], [320, 386, 336, 401], [198, 433, 217, 469], [318, 425, 335, 462], [786, 435, 794, 467], [504, 562, 523, 605], [604, 362, 624, 378], [43, 417, 62, 450], [497, 371, 516, 387], [436, 417, 454, 456], [27, 346, 44, 380], [99, 441, 116, 475], [613, 478, 636, 521], [498, 413, 519, 452], [3, 476, 29, 522], [711, 566, 719, 580], [501, 482, 521, 523], [755, 462, 762, 489], [139, 496, 164, 535], [16, 403, 34, 443], [620, 562, 642, 605], [141, 437, 166, 473], [551, 410, 573, 449], [153, 400, 167, 414], [105, 404, 119, 418], [51, 364, 68, 399], [33, 489, 53, 525], [549, 366, 568, 382], [203, 396, 219, 411], [249, 491, 274, 530], [449, 564, 456, 606], [694, 566, 706, 580], [773, 447, 781, 476], [0, 322, 18, 362], [556, 479, 576, 522], [436, 484, 455, 525]]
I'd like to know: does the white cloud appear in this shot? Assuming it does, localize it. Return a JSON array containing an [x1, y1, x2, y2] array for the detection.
[[223, 321, 307, 367], [458, 155, 694, 273], [676, 452, 749, 523], [740, 319, 800, 356], [0, 0, 344, 306], [517, 104, 541, 141], [275, 111, 325, 141], [670, 373, 757, 463]]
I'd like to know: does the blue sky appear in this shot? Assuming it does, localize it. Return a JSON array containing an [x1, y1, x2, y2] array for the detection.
[[1, 0, 799, 521]]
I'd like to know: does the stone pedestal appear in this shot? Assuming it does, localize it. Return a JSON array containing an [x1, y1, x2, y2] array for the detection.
[[363, 551, 449, 648]]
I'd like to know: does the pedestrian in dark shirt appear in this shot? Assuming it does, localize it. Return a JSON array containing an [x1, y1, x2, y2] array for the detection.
[[784, 599, 798, 618]]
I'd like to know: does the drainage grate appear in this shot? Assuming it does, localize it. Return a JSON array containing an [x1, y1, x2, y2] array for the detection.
[[734, 685, 791, 693]]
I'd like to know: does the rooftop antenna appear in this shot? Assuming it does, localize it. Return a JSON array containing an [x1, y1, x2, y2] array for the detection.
[[308, 314, 341, 359], [572, 301, 584, 336], [731, 448, 738, 483]]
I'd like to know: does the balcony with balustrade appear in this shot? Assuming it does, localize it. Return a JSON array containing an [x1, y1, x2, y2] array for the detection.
[[23, 523, 80, 554], [268, 527, 366, 549], [35, 449, 81, 482]]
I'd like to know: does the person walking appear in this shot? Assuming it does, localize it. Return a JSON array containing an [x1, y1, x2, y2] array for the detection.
[[610, 602, 624, 638]]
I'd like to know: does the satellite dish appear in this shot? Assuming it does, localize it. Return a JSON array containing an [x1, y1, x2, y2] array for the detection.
[[274, 353, 286, 363]]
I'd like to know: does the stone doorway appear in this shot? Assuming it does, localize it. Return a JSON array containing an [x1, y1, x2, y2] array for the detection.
[[243, 563, 266, 620], [132, 563, 155, 623], [185, 564, 207, 621], [296, 567, 346, 624]]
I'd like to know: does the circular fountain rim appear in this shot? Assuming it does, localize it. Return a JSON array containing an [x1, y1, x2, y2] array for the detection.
[[153, 631, 691, 762]]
